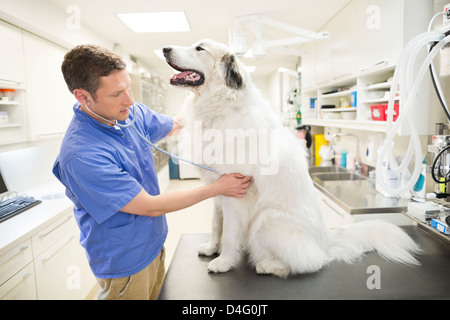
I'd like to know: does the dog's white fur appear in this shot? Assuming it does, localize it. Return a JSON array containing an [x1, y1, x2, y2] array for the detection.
[[164, 39, 421, 277]]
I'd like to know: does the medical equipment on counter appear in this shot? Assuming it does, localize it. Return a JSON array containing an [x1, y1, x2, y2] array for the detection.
[[376, 5, 450, 198], [84, 98, 217, 173]]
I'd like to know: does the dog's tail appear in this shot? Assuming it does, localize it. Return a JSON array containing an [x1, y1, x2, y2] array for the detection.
[[328, 220, 422, 266]]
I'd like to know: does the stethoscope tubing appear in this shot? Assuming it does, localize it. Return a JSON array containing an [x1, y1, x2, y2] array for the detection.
[[84, 102, 217, 173]]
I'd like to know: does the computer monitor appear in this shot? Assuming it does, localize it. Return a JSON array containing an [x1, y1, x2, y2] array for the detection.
[[0, 167, 9, 199]]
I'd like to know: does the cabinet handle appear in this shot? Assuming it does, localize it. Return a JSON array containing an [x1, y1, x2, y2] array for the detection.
[[0, 271, 32, 299], [38, 215, 72, 239], [0, 246, 29, 266], [36, 132, 65, 138], [332, 73, 351, 80], [0, 78, 23, 85], [321, 199, 345, 217], [316, 80, 330, 86], [359, 60, 388, 72], [41, 235, 75, 263]]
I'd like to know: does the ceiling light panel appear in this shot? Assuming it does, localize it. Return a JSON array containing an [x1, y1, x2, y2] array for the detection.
[[117, 11, 190, 33]]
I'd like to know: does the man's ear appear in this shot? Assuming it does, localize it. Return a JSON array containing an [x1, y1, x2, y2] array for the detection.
[[221, 54, 244, 89], [73, 89, 92, 105]]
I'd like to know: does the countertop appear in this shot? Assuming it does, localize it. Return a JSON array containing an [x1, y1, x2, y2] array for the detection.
[[158, 227, 450, 300], [0, 181, 73, 253], [311, 170, 411, 214]]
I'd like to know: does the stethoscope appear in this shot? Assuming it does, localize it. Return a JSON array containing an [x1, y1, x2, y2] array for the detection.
[[84, 98, 216, 173]]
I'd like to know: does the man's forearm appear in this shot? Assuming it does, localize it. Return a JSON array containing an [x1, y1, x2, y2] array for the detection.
[[145, 184, 219, 217], [121, 183, 220, 217], [121, 173, 250, 217]]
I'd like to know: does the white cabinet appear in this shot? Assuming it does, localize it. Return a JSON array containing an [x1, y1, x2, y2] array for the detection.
[[0, 206, 96, 300], [315, 189, 352, 228], [354, 0, 403, 73], [0, 264, 36, 300], [0, 21, 28, 145], [22, 32, 74, 140], [31, 212, 74, 257], [0, 21, 25, 83], [301, 0, 434, 135], [327, 1, 357, 81], [0, 239, 36, 300], [34, 228, 79, 300], [0, 239, 33, 286]]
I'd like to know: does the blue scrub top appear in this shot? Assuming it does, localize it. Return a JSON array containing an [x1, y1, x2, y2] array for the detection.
[[52, 102, 174, 278]]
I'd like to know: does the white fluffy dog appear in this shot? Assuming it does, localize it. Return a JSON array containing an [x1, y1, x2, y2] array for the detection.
[[163, 39, 421, 277]]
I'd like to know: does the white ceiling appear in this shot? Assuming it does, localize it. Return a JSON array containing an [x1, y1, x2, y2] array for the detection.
[[49, 0, 351, 79]]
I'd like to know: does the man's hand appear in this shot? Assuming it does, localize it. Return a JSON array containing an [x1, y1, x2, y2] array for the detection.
[[213, 173, 252, 198]]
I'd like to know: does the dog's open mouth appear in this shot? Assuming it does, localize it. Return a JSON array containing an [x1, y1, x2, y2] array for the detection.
[[168, 62, 205, 87]]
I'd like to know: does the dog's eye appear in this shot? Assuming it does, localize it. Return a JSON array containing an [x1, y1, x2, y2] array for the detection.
[[196, 46, 205, 52]]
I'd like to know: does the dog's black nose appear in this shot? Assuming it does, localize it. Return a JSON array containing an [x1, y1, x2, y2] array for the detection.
[[163, 47, 172, 55]]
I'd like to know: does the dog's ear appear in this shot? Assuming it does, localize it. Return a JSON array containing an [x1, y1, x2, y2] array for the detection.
[[221, 54, 244, 89]]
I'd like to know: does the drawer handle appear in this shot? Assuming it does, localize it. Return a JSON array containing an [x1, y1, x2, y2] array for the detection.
[[38, 215, 72, 239], [0, 246, 29, 266], [0, 272, 32, 299], [359, 60, 388, 72], [322, 199, 345, 217], [332, 73, 351, 80], [41, 236, 75, 263]]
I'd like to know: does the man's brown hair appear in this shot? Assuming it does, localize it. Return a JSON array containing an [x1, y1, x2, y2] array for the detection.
[[61, 44, 126, 100]]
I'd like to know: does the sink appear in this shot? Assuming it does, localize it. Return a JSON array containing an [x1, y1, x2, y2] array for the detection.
[[308, 166, 347, 174], [312, 172, 366, 181]]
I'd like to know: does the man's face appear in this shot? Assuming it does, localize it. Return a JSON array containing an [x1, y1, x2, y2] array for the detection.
[[85, 69, 134, 125]]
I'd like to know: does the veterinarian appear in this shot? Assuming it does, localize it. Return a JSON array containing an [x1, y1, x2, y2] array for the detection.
[[52, 44, 251, 300]]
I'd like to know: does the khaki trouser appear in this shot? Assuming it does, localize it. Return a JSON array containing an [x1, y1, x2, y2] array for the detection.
[[96, 247, 165, 300]]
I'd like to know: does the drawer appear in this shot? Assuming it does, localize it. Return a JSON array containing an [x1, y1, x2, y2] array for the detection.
[[0, 263, 36, 300], [35, 228, 80, 300], [0, 239, 33, 286], [32, 209, 76, 257]]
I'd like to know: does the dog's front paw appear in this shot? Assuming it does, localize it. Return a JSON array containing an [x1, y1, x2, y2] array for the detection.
[[207, 257, 233, 273], [198, 243, 219, 256]]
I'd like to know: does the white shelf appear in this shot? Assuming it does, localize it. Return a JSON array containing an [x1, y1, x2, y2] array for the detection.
[[364, 81, 392, 90], [0, 123, 22, 129], [0, 101, 20, 106], [321, 107, 357, 113], [302, 118, 388, 133], [360, 97, 400, 104], [320, 89, 354, 99]]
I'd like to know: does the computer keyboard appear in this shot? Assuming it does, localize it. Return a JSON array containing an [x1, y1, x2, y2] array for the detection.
[[0, 196, 42, 223]]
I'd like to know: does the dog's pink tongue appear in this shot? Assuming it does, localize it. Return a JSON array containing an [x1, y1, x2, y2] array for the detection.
[[176, 71, 192, 78]]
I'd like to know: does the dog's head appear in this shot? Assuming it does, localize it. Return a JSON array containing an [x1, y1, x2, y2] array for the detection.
[[163, 39, 247, 91]]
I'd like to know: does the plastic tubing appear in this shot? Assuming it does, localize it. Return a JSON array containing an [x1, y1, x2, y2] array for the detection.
[[428, 11, 450, 121], [376, 31, 449, 196]]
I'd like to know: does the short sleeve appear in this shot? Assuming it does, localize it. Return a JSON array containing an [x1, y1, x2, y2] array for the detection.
[[139, 104, 174, 143], [61, 155, 143, 224]]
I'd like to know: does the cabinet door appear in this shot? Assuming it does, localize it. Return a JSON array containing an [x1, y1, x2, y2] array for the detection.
[[315, 189, 352, 228], [0, 239, 33, 286], [314, 39, 332, 87], [355, 0, 403, 73], [22, 32, 75, 140], [34, 229, 80, 300], [0, 264, 36, 300], [301, 43, 316, 91], [32, 212, 75, 257], [0, 21, 25, 83], [76, 243, 96, 299], [328, 1, 357, 80]]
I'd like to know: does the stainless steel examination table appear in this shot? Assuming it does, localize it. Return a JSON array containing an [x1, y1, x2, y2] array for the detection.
[[158, 226, 450, 300]]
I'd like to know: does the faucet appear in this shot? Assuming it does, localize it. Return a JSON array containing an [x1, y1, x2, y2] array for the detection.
[[329, 133, 362, 172]]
